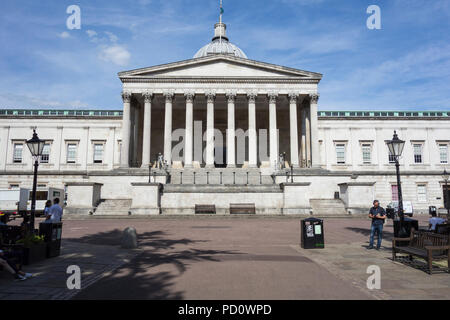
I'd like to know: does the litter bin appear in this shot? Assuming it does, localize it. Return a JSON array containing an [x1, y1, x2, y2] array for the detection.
[[301, 218, 324, 249], [39, 222, 63, 258], [393, 217, 418, 247]]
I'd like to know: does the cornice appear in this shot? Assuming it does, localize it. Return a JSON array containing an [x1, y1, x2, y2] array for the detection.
[[120, 77, 320, 84]]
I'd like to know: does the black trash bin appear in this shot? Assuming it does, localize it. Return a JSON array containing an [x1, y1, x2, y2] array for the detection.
[[39, 222, 63, 258], [301, 218, 324, 249], [393, 217, 418, 247]]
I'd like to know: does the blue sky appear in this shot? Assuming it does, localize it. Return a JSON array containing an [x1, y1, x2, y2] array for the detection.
[[0, 0, 449, 111]]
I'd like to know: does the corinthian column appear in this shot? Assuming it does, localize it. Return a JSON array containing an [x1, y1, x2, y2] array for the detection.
[[184, 91, 195, 168], [163, 91, 174, 166], [226, 91, 236, 168], [205, 91, 216, 168], [309, 93, 320, 168], [268, 92, 278, 170], [141, 91, 153, 168], [247, 92, 257, 168], [288, 93, 300, 168], [120, 91, 131, 167]]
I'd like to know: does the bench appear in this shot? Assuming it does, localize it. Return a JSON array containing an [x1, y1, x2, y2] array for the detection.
[[195, 205, 216, 214], [436, 224, 450, 235], [230, 203, 256, 215], [392, 229, 450, 274]]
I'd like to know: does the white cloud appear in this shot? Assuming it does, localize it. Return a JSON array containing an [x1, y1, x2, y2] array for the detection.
[[98, 45, 131, 66], [86, 30, 97, 38], [59, 31, 70, 39], [105, 31, 119, 43]]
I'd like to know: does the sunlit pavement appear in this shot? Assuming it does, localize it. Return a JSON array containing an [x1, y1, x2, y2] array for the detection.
[[2, 215, 448, 300]]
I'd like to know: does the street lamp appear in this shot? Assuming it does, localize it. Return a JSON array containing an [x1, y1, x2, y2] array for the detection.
[[26, 129, 45, 233], [443, 169, 449, 216], [387, 131, 406, 235]]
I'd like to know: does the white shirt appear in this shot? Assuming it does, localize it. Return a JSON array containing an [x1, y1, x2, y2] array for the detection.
[[48, 204, 63, 222]]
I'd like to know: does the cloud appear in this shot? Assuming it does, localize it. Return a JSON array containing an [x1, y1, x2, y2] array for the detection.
[[58, 31, 70, 39], [105, 31, 119, 43], [98, 45, 131, 66]]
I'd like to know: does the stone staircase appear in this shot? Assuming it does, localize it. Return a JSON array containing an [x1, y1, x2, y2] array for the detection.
[[169, 168, 276, 185], [309, 199, 348, 216], [94, 199, 132, 216]]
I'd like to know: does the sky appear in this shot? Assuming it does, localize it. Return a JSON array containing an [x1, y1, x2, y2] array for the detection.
[[0, 0, 449, 111]]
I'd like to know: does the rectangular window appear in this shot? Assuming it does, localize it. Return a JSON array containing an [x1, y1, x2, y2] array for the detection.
[[67, 144, 77, 163], [13, 144, 23, 163], [388, 150, 396, 164], [439, 144, 448, 164], [362, 144, 372, 164], [336, 144, 346, 164], [417, 184, 427, 203], [413, 144, 423, 163], [41, 144, 51, 163], [391, 185, 399, 201], [93, 144, 104, 164], [9, 184, 19, 189]]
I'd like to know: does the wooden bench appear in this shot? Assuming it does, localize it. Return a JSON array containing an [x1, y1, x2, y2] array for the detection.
[[392, 229, 450, 274], [436, 224, 450, 235], [195, 205, 216, 214], [230, 203, 256, 215]]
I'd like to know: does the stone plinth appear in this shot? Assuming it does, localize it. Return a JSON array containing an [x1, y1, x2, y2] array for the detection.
[[281, 182, 312, 214], [338, 182, 375, 215], [65, 182, 103, 215], [129, 183, 162, 215]]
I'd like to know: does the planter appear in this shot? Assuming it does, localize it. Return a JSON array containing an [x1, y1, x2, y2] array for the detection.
[[22, 242, 47, 265]]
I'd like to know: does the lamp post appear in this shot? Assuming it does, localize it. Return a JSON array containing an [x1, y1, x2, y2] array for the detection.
[[26, 129, 45, 233], [386, 131, 406, 235], [443, 169, 449, 216]]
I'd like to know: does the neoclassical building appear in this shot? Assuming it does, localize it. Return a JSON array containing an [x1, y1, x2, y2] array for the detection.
[[0, 18, 449, 216]]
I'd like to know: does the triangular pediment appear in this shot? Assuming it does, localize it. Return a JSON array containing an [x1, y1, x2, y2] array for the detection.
[[119, 55, 322, 80]]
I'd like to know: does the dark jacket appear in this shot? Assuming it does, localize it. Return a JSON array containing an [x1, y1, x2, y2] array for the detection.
[[369, 206, 386, 225]]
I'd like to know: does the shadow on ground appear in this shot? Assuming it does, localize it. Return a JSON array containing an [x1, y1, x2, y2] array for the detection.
[[345, 226, 395, 240], [67, 229, 242, 300]]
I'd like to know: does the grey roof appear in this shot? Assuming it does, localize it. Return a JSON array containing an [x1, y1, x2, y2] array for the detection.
[[194, 38, 248, 59]]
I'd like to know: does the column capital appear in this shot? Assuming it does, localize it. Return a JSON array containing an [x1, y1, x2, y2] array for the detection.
[[288, 92, 299, 103], [184, 91, 195, 103], [226, 90, 237, 103], [268, 91, 278, 103], [121, 91, 132, 103], [205, 90, 216, 103], [142, 91, 153, 103], [163, 90, 175, 102], [309, 93, 320, 104], [247, 92, 257, 103]]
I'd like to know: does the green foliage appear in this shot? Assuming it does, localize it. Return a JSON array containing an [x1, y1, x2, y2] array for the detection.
[[16, 234, 45, 247]]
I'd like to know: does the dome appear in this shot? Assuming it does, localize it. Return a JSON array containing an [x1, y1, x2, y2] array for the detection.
[[194, 39, 248, 59], [194, 22, 247, 59]]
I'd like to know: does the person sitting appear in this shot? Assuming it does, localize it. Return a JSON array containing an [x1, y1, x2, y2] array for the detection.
[[0, 241, 32, 281], [0, 213, 7, 226], [429, 211, 446, 231]]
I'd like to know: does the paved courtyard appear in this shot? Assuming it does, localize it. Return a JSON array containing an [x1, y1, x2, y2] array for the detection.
[[1, 215, 449, 300]]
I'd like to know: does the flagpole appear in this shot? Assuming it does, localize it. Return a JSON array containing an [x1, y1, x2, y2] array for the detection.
[[219, 0, 223, 45]]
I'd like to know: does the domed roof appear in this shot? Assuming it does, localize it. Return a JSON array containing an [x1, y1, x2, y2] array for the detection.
[[193, 22, 247, 59]]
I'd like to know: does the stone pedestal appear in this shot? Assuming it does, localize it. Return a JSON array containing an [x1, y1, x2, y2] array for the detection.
[[129, 183, 162, 215], [338, 182, 376, 215], [65, 182, 103, 215], [281, 182, 312, 214]]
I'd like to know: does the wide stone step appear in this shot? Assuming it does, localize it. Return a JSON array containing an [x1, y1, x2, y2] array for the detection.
[[95, 199, 132, 215], [310, 199, 347, 215]]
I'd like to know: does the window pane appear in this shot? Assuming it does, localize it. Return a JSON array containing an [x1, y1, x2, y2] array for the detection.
[[41, 144, 50, 163], [362, 144, 371, 164], [13, 144, 23, 163], [67, 144, 77, 163], [417, 185, 427, 202], [391, 185, 398, 201], [413, 144, 422, 163], [439, 144, 448, 164], [388, 150, 396, 163], [336, 144, 345, 164], [93, 144, 103, 163]]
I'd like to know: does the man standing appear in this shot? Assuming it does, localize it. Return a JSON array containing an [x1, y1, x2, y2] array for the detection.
[[368, 200, 386, 250], [45, 198, 63, 223]]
